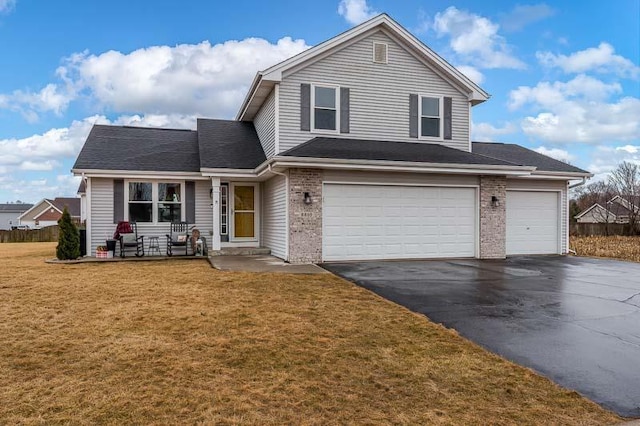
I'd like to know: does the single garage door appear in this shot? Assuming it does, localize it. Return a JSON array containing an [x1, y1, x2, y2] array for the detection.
[[506, 190, 559, 255], [323, 184, 476, 261]]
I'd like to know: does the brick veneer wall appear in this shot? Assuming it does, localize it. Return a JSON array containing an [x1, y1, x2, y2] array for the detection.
[[479, 175, 506, 259], [288, 168, 323, 263]]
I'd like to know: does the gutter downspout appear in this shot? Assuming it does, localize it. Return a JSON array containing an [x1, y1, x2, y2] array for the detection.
[[569, 177, 587, 189], [268, 164, 289, 262]]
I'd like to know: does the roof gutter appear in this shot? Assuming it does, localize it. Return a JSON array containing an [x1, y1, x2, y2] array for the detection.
[[270, 156, 535, 176], [569, 176, 588, 189]]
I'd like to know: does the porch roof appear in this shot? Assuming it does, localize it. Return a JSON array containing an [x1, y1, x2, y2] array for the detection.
[[280, 137, 517, 166], [472, 142, 590, 174], [73, 125, 201, 172]]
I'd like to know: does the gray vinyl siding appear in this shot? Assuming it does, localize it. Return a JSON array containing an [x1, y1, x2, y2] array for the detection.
[[89, 177, 115, 255], [279, 30, 470, 153], [261, 174, 287, 259], [507, 179, 568, 254], [194, 180, 213, 241], [0, 212, 21, 230], [254, 89, 276, 158], [89, 177, 213, 256]]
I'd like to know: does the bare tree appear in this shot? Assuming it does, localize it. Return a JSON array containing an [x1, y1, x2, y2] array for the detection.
[[573, 181, 617, 234], [609, 161, 640, 235]]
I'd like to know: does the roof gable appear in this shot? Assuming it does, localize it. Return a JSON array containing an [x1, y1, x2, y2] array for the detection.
[[237, 13, 489, 121]]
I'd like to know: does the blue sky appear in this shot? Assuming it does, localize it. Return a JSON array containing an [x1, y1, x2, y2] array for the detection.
[[0, 0, 638, 203]]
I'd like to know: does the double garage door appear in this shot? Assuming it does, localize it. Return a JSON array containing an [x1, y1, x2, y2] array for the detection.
[[323, 184, 476, 261], [322, 184, 561, 261]]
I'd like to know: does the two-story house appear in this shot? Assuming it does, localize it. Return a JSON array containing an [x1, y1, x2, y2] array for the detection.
[[72, 14, 591, 262]]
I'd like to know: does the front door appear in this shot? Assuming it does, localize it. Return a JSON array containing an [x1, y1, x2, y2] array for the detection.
[[231, 183, 257, 241]]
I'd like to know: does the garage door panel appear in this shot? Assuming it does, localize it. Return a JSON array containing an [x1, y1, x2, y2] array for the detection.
[[506, 191, 559, 255], [323, 184, 477, 261]]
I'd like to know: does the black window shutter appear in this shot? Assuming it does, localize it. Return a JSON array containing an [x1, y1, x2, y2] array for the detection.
[[409, 94, 418, 138], [300, 84, 311, 131], [443, 97, 453, 140], [113, 179, 124, 224], [340, 87, 350, 133], [185, 181, 196, 224]]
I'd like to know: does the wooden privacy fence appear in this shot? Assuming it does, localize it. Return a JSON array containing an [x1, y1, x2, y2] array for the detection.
[[570, 223, 638, 236], [0, 226, 59, 243]]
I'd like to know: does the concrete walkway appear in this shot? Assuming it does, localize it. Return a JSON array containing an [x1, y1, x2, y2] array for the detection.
[[209, 255, 327, 274]]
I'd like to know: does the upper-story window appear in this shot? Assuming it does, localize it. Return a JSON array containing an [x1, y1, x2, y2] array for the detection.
[[419, 95, 442, 139], [312, 85, 339, 132]]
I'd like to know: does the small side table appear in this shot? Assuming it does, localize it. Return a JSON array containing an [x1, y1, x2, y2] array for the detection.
[[148, 236, 161, 256]]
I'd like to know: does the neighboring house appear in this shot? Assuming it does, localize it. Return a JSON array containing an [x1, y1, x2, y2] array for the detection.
[[0, 203, 34, 230], [18, 198, 81, 229], [72, 14, 591, 261], [575, 196, 639, 223]]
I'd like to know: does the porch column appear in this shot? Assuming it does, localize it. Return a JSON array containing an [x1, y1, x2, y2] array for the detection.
[[211, 177, 221, 251]]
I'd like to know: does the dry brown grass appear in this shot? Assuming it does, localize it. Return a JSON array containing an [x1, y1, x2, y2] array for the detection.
[[0, 243, 621, 425], [571, 235, 640, 263]]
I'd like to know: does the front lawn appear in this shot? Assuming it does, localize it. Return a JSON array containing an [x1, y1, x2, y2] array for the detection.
[[0, 243, 620, 424], [571, 235, 640, 263]]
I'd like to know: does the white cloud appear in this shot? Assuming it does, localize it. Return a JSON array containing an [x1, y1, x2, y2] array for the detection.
[[0, 0, 15, 13], [456, 65, 484, 84], [472, 122, 516, 142], [508, 74, 639, 143], [500, 4, 555, 33], [533, 146, 574, 163], [537, 42, 640, 79], [588, 145, 640, 178], [59, 37, 309, 119], [338, 0, 378, 25], [616, 145, 639, 154], [19, 160, 60, 171], [519, 97, 640, 143], [0, 37, 310, 123], [0, 83, 75, 122], [508, 74, 621, 110], [0, 175, 81, 203], [433, 6, 525, 69]]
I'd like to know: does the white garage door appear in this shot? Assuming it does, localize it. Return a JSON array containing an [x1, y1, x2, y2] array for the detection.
[[323, 184, 476, 261], [506, 191, 559, 255]]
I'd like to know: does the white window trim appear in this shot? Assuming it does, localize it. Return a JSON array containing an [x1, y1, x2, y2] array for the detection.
[[418, 94, 444, 142], [124, 180, 186, 224], [372, 41, 388, 64], [310, 83, 340, 134]]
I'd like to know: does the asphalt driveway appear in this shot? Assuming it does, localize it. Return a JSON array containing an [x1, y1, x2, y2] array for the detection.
[[321, 256, 640, 417]]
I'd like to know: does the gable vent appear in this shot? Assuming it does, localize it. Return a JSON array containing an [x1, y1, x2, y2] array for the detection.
[[373, 42, 388, 64]]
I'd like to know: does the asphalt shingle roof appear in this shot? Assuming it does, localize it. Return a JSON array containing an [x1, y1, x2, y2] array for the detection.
[[73, 125, 200, 172], [49, 198, 81, 217], [472, 142, 589, 174], [280, 137, 519, 166], [197, 119, 266, 169], [0, 203, 33, 213]]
